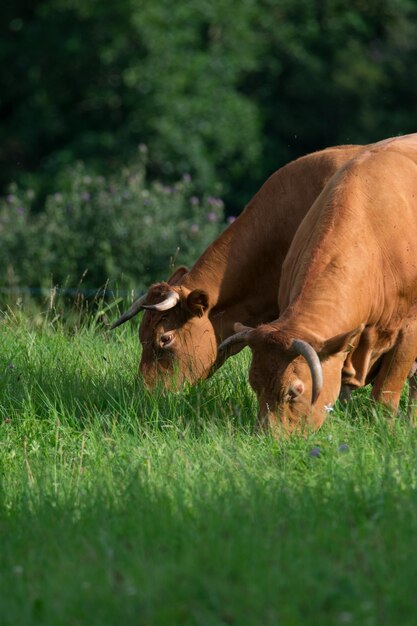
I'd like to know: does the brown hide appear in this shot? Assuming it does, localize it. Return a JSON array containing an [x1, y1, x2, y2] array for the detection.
[[236, 133, 417, 434], [113, 144, 365, 388]]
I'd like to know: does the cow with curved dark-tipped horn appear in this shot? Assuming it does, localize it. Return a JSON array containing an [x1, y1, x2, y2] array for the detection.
[[219, 133, 417, 433], [111, 143, 366, 388]]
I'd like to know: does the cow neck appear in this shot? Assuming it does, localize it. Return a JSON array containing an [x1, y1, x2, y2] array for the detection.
[[276, 171, 374, 344], [276, 294, 358, 346], [178, 154, 336, 321], [277, 259, 372, 346], [179, 143, 367, 337], [179, 202, 284, 323], [279, 138, 417, 347]]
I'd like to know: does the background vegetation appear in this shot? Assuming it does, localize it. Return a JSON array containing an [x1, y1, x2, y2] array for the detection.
[[1, 0, 417, 290], [0, 152, 224, 291]]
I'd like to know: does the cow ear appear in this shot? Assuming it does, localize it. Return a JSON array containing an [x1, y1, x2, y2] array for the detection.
[[186, 290, 209, 317], [167, 265, 189, 285], [320, 325, 364, 358]]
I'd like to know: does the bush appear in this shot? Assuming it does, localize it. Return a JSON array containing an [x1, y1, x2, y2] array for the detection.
[[0, 151, 225, 293]]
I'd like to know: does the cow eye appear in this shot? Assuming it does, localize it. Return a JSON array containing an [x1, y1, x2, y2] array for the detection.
[[285, 385, 304, 403], [160, 332, 175, 349], [287, 381, 305, 402]]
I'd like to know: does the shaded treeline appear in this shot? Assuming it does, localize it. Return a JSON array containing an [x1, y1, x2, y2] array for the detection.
[[1, 0, 417, 210]]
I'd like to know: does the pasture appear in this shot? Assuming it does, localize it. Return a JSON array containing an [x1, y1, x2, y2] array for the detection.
[[1, 308, 417, 625]]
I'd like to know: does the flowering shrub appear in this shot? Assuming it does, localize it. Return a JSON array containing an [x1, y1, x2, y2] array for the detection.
[[0, 155, 225, 292]]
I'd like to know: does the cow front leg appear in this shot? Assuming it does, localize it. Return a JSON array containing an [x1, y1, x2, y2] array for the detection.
[[407, 363, 417, 424], [371, 314, 417, 414]]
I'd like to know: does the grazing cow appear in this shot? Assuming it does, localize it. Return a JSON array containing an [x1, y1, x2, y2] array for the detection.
[[219, 133, 417, 434], [111, 144, 364, 388]]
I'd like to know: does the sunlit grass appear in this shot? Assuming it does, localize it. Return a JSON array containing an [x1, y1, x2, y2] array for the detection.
[[1, 310, 417, 625]]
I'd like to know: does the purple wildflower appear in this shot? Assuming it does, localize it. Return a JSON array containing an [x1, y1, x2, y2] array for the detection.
[[190, 196, 199, 206], [338, 443, 349, 453], [6, 194, 15, 203], [207, 211, 218, 222], [163, 186, 176, 194], [190, 224, 199, 233], [208, 196, 224, 208], [227, 216, 236, 224], [309, 447, 321, 458], [182, 173, 192, 184], [16, 207, 24, 215], [82, 191, 90, 202]]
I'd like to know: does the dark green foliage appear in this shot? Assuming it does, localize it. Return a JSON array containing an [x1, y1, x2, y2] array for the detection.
[[1, 0, 417, 208], [251, 0, 417, 176], [0, 0, 262, 201]]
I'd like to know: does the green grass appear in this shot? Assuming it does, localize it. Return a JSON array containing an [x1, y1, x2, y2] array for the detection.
[[1, 310, 417, 625]]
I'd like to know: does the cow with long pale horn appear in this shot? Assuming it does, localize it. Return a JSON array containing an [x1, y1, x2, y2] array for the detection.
[[219, 133, 417, 434], [111, 144, 366, 388]]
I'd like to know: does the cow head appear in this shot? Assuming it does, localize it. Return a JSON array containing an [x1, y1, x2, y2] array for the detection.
[[219, 323, 363, 434], [111, 268, 217, 388]]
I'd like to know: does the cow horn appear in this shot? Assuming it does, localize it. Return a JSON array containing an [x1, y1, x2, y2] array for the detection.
[[291, 339, 323, 404], [142, 290, 180, 312], [110, 293, 149, 329], [217, 328, 253, 353]]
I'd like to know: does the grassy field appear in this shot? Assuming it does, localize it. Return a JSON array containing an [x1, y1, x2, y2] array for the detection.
[[1, 308, 417, 625]]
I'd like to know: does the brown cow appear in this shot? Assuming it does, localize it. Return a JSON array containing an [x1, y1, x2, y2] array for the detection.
[[111, 144, 364, 388], [219, 134, 417, 434]]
